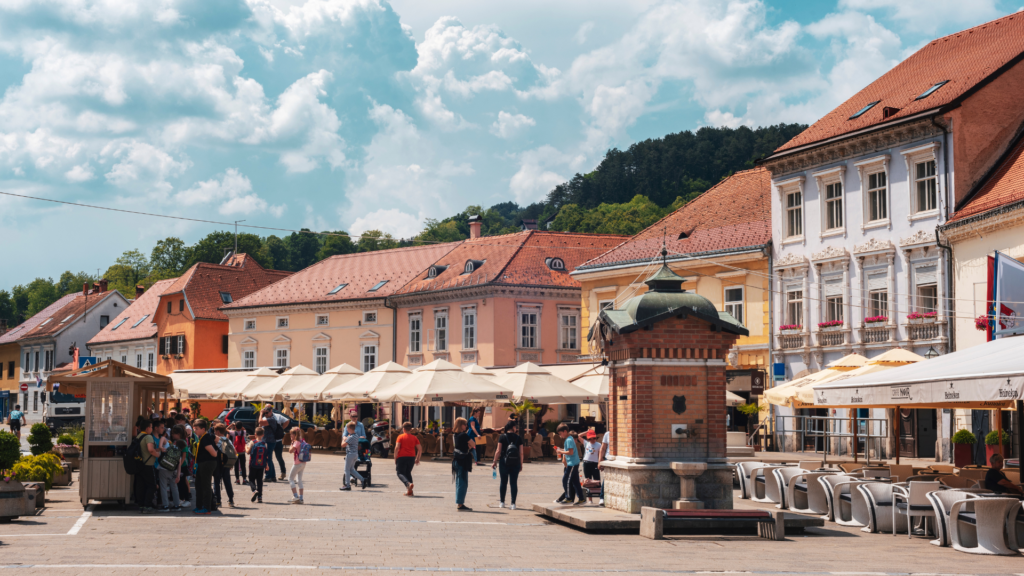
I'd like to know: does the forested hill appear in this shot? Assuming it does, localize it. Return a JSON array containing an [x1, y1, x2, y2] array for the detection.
[[0, 123, 805, 327]]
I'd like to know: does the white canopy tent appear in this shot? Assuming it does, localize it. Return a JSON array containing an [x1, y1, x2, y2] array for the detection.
[[370, 359, 512, 406], [496, 362, 598, 404], [242, 365, 319, 402], [286, 363, 362, 402], [570, 365, 608, 402], [207, 367, 280, 401], [171, 370, 260, 400], [462, 364, 497, 379], [326, 361, 412, 402], [726, 390, 745, 407]]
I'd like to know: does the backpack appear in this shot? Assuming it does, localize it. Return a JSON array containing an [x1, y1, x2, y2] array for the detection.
[[232, 431, 246, 453], [159, 443, 182, 472], [270, 418, 285, 441], [219, 437, 238, 468], [504, 437, 520, 463], [123, 434, 144, 475], [250, 441, 268, 469], [298, 439, 312, 463]]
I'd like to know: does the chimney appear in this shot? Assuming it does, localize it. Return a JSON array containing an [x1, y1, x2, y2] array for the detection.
[[468, 215, 482, 239], [98, 279, 108, 293], [135, 285, 145, 299], [83, 282, 90, 296]]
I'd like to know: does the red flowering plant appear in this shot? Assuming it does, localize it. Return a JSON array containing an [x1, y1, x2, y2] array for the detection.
[[975, 315, 990, 332], [864, 315, 888, 323], [907, 311, 938, 320], [817, 320, 844, 329], [779, 324, 802, 331]]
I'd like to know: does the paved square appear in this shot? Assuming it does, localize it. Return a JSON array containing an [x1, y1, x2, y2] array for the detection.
[[1, 454, 1021, 575]]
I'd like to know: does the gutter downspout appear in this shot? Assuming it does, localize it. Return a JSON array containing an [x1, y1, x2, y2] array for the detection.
[[766, 241, 775, 453], [384, 297, 398, 363], [933, 114, 954, 463]]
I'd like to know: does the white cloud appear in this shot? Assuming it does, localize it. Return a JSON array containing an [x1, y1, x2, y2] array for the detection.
[[509, 145, 569, 205], [574, 21, 595, 45], [174, 168, 282, 216], [349, 207, 422, 238], [490, 111, 535, 138], [102, 140, 190, 193], [838, 0, 999, 33], [64, 164, 95, 182], [269, 70, 346, 172]]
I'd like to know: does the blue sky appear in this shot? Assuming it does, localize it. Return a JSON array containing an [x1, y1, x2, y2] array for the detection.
[[0, 0, 1019, 286]]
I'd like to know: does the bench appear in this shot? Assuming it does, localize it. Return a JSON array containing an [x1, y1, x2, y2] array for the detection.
[[640, 507, 824, 540]]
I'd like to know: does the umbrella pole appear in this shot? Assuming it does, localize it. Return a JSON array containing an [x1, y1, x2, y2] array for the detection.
[[996, 408, 1003, 460], [894, 406, 900, 465], [1017, 400, 1023, 481]]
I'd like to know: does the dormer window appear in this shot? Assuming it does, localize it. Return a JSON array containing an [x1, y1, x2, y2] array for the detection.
[[368, 280, 388, 292], [219, 291, 232, 304], [848, 101, 879, 120], [462, 260, 485, 274], [328, 283, 348, 295], [427, 265, 448, 279], [547, 257, 566, 271]]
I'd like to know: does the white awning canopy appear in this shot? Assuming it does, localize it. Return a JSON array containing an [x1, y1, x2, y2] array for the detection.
[[812, 338, 1024, 408], [371, 359, 512, 405], [496, 362, 598, 404]]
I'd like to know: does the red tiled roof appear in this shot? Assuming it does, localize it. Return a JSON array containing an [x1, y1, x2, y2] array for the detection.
[[224, 243, 461, 309], [0, 293, 78, 345], [165, 254, 292, 320], [87, 278, 177, 346], [18, 291, 126, 341], [774, 12, 1024, 154], [397, 231, 628, 294], [949, 132, 1024, 223], [577, 167, 771, 270]]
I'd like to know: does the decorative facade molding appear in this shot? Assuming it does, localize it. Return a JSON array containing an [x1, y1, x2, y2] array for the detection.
[[942, 201, 1024, 242], [811, 245, 849, 262], [774, 252, 808, 269], [899, 229, 936, 247], [853, 238, 894, 255]]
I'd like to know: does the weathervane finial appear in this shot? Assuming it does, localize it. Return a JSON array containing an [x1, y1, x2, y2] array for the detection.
[[661, 226, 668, 265]]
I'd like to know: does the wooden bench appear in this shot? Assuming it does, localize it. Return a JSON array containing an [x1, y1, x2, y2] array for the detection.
[[640, 507, 823, 540]]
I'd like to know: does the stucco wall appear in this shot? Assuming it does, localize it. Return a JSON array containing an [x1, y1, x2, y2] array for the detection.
[[0, 343, 21, 392], [949, 226, 1024, 352]]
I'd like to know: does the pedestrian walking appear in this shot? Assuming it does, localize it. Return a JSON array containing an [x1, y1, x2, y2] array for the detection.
[[266, 407, 290, 481], [212, 424, 235, 509], [288, 428, 309, 504], [192, 419, 218, 514], [452, 417, 475, 511], [134, 417, 161, 514], [258, 414, 277, 482], [582, 430, 601, 505], [8, 405, 25, 440], [554, 423, 583, 505], [339, 421, 365, 491], [247, 427, 269, 503], [394, 422, 421, 496], [343, 408, 367, 461], [467, 407, 483, 463], [492, 420, 524, 510], [229, 423, 247, 485]]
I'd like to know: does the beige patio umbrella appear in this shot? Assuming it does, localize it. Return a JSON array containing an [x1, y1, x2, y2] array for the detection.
[[726, 390, 745, 407], [871, 347, 926, 365], [462, 363, 497, 379], [171, 370, 245, 400], [496, 362, 597, 404], [571, 365, 608, 402], [207, 367, 280, 400], [326, 361, 412, 402], [764, 368, 845, 407], [827, 353, 869, 370], [286, 363, 363, 402], [795, 363, 900, 406], [370, 359, 512, 405], [242, 365, 319, 402]]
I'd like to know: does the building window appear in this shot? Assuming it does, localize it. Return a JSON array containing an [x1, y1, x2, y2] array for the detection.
[[120, 354, 127, 364], [163, 337, 171, 355], [559, 311, 578, 350], [917, 284, 938, 313], [328, 283, 347, 295], [869, 290, 888, 318], [167, 301, 172, 314], [786, 190, 802, 237], [599, 300, 615, 311], [787, 290, 803, 326], [519, 309, 539, 348], [362, 345, 377, 372], [99, 315, 110, 328], [826, 296, 844, 323], [34, 351, 39, 372], [219, 292, 232, 304], [368, 280, 388, 292], [44, 350, 53, 372], [434, 310, 448, 351], [914, 160, 937, 213], [244, 319, 256, 331], [33, 391, 38, 412], [7, 361, 14, 379], [136, 354, 143, 369], [316, 314, 329, 326], [362, 311, 376, 324], [314, 347, 328, 374], [243, 350, 255, 369], [724, 287, 744, 325], [275, 348, 289, 368], [147, 352, 154, 372], [867, 171, 887, 222], [179, 300, 184, 312], [824, 182, 843, 230], [277, 317, 289, 329], [24, 352, 29, 375], [409, 314, 422, 353], [176, 335, 184, 355], [462, 308, 476, 349]]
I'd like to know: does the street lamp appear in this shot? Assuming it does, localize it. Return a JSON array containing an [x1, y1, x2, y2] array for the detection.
[[924, 346, 940, 360]]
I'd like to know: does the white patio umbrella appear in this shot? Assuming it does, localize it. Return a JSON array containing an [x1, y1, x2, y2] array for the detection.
[[171, 370, 245, 400], [326, 361, 412, 402], [285, 363, 362, 402], [570, 365, 608, 402], [370, 359, 512, 405], [207, 367, 280, 401], [462, 363, 497, 379], [496, 362, 597, 404], [242, 365, 319, 402], [726, 390, 745, 407]]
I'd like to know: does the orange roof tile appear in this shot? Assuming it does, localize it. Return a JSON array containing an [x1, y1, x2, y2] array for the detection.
[[576, 167, 771, 270], [0, 293, 78, 345], [397, 231, 628, 294], [87, 278, 178, 346], [19, 291, 126, 341], [224, 243, 461, 309], [948, 131, 1024, 223], [774, 13, 1024, 155], [165, 254, 292, 320]]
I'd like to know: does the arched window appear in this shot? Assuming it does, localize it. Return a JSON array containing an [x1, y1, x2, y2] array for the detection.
[[548, 257, 565, 271]]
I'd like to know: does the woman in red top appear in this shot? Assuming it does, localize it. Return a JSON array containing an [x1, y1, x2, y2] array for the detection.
[[394, 422, 422, 496]]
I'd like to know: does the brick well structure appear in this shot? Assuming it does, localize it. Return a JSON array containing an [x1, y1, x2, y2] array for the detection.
[[594, 250, 746, 512]]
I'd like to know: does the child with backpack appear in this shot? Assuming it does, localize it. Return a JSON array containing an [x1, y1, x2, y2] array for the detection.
[[156, 426, 187, 512], [288, 427, 311, 504], [247, 427, 269, 503], [228, 423, 247, 485], [212, 424, 235, 509]]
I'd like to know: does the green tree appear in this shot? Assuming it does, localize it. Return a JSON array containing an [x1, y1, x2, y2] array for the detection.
[[315, 232, 356, 261], [103, 249, 151, 295], [357, 230, 398, 252], [150, 237, 190, 275], [0, 290, 14, 328], [25, 278, 59, 316], [416, 219, 465, 244], [56, 271, 95, 296], [551, 195, 667, 236], [287, 229, 320, 271], [260, 235, 289, 270], [187, 231, 265, 268]]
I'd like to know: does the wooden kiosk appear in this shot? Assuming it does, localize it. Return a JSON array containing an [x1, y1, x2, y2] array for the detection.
[[47, 360, 172, 508]]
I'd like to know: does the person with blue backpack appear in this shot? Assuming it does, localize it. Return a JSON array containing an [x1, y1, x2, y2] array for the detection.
[[246, 427, 269, 504], [288, 427, 311, 504]]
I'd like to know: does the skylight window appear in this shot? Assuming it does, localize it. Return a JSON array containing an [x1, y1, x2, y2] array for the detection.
[[110, 318, 128, 331], [60, 314, 74, 323], [849, 101, 880, 120], [219, 291, 232, 304], [368, 280, 388, 292], [328, 283, 348, 295], [40, 318, 52, 326], [131, 314, 150, 328], [915, 80, 949, 100]]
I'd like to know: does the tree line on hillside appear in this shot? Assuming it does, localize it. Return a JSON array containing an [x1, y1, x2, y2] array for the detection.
[[2, 123, 805, 328]]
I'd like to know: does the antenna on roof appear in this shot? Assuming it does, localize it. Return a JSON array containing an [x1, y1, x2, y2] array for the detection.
[[662, 227, 668, 266]]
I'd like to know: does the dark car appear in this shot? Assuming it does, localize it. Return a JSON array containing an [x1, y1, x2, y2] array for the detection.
[[217, 406, 315, 435]]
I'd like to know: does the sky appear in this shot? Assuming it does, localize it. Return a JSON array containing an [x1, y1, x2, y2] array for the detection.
[[0, 0, 1018, 287]]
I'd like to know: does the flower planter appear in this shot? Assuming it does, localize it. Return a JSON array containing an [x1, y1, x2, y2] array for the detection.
[[0, 480, 35, 522], [953, 443, 974, 467], [821, 325, 844, 332], [781, 329, 801, 334], [865, 321, 886, 327], [909, 317, 936, 325], [52, 464, 72, 487], [985, 444, 1010, 466]]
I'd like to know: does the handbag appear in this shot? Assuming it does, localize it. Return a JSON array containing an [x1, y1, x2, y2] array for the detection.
[[581, 478, 602, 490]]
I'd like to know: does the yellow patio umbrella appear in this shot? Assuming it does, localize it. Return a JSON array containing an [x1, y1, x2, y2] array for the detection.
[[764, 369, 844, 406], [795, 363, 899, 406], [871, 347, 926, 365]]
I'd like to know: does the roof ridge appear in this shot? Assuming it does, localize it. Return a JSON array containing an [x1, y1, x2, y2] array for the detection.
[[927, 11, 1020, 45]]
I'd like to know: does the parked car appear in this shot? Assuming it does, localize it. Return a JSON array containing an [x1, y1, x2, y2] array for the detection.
[[217, 406, 315, 435]]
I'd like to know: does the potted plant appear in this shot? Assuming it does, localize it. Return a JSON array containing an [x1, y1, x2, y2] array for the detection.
[[864, 315, 887, 325], [975, 315, 990, 332], [985, 430, 1010, 465], [817, 320, 844, 332], [951, 429, 976, 467], [27, 423, 53, 456], [780, 324, 802, 333], [908, 311, 938, 324], [0, 430, 32, 522], [736, 401, 766, 450]]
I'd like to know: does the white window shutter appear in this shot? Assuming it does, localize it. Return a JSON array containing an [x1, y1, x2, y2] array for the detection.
[[824, 277, 843, 296], [867, 272, 887, 291], [915, 264, 937, 285]]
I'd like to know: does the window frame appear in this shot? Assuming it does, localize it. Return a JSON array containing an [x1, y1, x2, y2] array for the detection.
[[724, 286, 744, 326], [244, 318, 257, 331], [825, 295, 844, 323], [913, 160, 938, 214], [409, 313, 422, 354], [362, 311, 376, 325], [276, 316, 289, 329], [518, 305, 541, 349], [598, 299, 615, 311], [314, 346, 329, 375], [242, 349, 256, 369], [901, 142, 941, 219], [461, 306, 477, 350], [916, 284, 938, 314], [274, 348, 290, 368], [434, 309, 448, 352], [813, 167, 845, 238], [868, 289, 888, 318], [361, 344, 377, 372], [147, 351, 154, 372], [786, 289, 803, 327], [777, 176, 806, 243], [558, 308, 579, 350], [316, 314, 330, 327]]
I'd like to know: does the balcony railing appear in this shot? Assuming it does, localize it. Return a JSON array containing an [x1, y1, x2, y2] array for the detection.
[[815, 328, 849, 347], [777, 333, 807, 350], [908, 321, 943, 341], [859, 324, 895, 344]]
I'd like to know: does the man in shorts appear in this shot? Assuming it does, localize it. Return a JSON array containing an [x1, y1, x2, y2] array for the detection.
[[8, 405, 25, 439]]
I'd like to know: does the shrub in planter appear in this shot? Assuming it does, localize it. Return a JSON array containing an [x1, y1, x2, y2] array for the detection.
[[27, 423, 53, 456], [984, 430, 1011, 465], [12, 453, 64, 489], [56, 434, 76, 446], [951, 429, 976, 467], [0, 431, 20, 474]]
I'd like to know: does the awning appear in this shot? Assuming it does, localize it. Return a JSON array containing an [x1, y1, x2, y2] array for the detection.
[[171, 370, 251, 400], [286, 363, 362, 401], [571, 365, 608, 402], [207, 368, 280, 400], [371, 359, 512, 406], [726, 390, 745, 407], [242, 365, 319, 402], [812, 337, 1024, 408], [496, 362, 598, 404], [764, 369, 844, 407]]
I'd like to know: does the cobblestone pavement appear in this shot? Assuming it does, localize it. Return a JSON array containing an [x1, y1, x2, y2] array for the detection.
[[2, 455, 1022, 575]]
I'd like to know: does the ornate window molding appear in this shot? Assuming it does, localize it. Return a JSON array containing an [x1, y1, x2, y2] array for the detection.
[[853, 154, 891, 232], [776, 176, 806, 245], [812, 166, 847, 240], [901, 141, 942, 220]]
